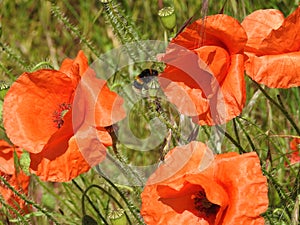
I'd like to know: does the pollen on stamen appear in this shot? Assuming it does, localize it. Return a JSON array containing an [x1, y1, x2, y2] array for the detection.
[[53, 103, 71, 129]]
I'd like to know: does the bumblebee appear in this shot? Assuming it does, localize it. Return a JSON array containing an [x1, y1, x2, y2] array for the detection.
[[132, 69, 159, 95]]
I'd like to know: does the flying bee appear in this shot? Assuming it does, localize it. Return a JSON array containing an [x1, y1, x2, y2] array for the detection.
[[132, 69, 160, 96]]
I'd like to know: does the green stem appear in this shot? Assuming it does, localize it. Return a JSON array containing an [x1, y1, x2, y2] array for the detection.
[[235, 117, 256, 151], [253, 80, 300, 135], [0, 196, 29, 224], [215, 125, 247, 154], [82, 184, 133, 225], [30, 61, 54, 71], [0, 61, 14, 80], [0, 42, 29, 71], [95, 166, 145, 225], [106, 127, 144, 187], [232, 118, 240, 144], [72, 179, 108, 224]]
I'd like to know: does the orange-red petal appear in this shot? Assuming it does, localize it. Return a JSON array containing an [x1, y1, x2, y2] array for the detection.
[[245, 52, 300, 88], [72, 70, 126, 128], [141, 142, 268, 225], [3, 70, 75, 153], [59, 50, 89, 86], [213, 152, 268, 224], [29, 111, 106, 182], [0, 140, 31, 214], [242, 6, 300, 88], [0, 170, 31, 215], [0, 140, 18, 175], [159, 14, 247, 125]]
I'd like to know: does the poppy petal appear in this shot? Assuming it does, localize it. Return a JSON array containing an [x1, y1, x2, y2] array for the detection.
[[3, 70, 75, 153], [73, 70, 126, 128], [0, 170, 31, 214], [242, 6, 300, 88], [245, 52, 300, 88], [141, 142, 268, 224], [241, 9, 285, 54], [59, 50, 89, 85], [159, 14, 247, 125], [0, 140, 18, 174], [29, 136, 92, 182], [214, 152, 269, 224], [172, 14, 247, 54], [0, 140, 31, 214]]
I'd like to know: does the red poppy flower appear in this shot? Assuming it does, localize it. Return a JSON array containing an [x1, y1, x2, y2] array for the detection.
[[0, 140, 30, 215], [141, 141, 268, 224], [3, 51, 126, 182], [242, 6, 300, 88], [287, 138, 300, 165], [159, 14, 247, 125]]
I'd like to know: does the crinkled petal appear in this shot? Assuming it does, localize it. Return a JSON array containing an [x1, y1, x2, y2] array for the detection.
[[242, 9, 284, 54], [159, 80, 209, 117], [172, 14, 247, 54], [29, 135, 92, 182], [214, 152, 269, 224], [217, 54, 246, 122], [243, 6, 300, 88], [245, 52, 300, 88], [3, 70, 75, 153], [141, 183, 210, 225], [141, 142, 268, 225], [59, 50, 89, 86], [146, 141, 213, 185], [159, 14, 247, 125]]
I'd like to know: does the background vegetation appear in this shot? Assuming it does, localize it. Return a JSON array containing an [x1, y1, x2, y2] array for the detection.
[[0, 0, 299, 224]]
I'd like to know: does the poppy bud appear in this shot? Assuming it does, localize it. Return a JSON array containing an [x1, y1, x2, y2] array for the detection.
[[158, 6, 176, 30]]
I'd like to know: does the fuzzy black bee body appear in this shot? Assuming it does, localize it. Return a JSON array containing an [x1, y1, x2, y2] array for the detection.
[[133, 69, 159, 94]]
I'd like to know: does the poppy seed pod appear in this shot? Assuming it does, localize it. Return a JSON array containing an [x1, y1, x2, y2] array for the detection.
[[158, 7, 176, 31]]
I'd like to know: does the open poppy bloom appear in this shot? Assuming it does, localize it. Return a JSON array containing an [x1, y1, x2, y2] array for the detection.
[[141, 141, 268, 224], [159, 14, 247, 125], [287, 138, 300, 165], [0, 140, 30, 215], [3, 51, 126, 182], [242, 6, 300, 88]]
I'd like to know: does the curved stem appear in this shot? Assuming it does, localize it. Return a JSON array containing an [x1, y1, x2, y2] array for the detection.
[[95, 166, 145, 225], [82, 184, 133, 225], [72, 180, 108, 225]]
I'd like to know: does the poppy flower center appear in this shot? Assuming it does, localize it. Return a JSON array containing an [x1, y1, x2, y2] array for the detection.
[[53, 102, 71, 128], [192, 189, 220, 220]]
